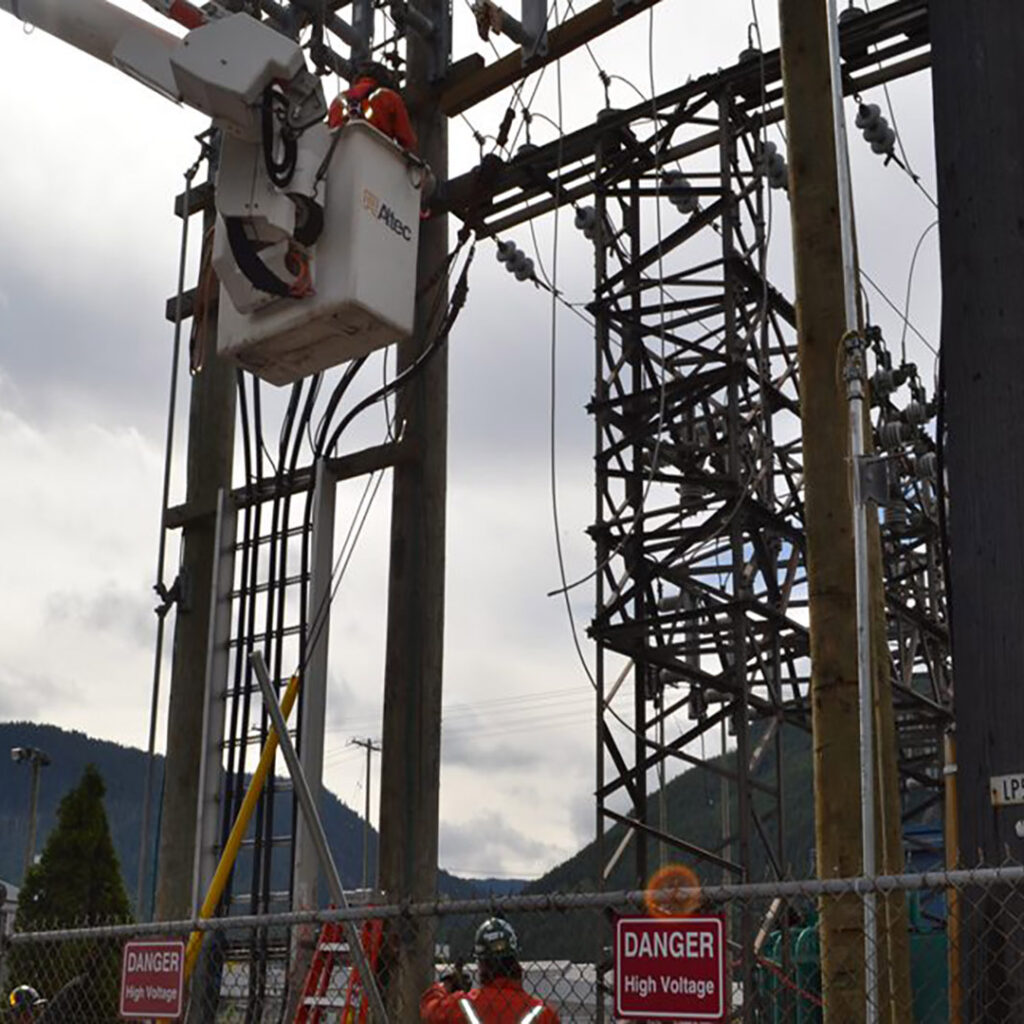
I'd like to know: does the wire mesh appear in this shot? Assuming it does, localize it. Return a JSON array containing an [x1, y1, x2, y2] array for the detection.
[[2, 866, 1020, 1022]]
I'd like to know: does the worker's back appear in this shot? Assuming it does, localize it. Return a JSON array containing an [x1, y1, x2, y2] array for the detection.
[[328, 71, 418, 153], [421, 977, 559, 1023]]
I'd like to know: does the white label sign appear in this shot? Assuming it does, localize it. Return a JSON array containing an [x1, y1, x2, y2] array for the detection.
[[990, 774, 1024, 806]]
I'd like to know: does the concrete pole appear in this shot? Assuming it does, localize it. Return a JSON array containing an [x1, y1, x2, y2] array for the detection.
[[154, 237, 236, 920], [377, 6, 449, 1016]]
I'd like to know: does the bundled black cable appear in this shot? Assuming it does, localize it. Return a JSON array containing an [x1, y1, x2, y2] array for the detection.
[[262, 85, 298, 188], [322, 243, 477, 456]]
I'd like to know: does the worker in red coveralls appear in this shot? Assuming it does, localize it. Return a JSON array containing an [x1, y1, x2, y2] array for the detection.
[[327, 60, 418, 153], [421, 917, 560, 1024]]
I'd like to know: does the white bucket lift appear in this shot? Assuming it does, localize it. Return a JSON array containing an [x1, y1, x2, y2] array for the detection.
[[214, 120, 423, 386]]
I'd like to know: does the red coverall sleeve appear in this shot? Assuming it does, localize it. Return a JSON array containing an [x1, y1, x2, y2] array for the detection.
[[327, 95, 347, 130], [372, 90, 419, 153], [420, 982, 464, 1023]]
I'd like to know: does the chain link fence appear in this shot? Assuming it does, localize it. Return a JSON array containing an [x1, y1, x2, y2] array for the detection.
[[1, 865, 1021, 1022]]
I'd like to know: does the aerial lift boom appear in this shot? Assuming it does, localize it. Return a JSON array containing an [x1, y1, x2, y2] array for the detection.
[[1, 0, 422, 385]]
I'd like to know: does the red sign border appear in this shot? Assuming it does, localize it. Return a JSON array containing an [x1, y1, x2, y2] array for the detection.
[[614, 915, 726, 1021], [119, 938, 186, 1020]]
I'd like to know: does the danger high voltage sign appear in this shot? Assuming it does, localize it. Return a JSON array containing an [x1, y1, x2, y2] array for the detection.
[[614, 916, 726, 1021]]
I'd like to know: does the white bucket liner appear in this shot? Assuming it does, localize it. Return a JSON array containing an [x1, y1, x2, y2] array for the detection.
[[217, 120, 422, 386]]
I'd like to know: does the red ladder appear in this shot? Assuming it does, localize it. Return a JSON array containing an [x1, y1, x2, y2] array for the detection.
[[294, 918, 383, 1023]]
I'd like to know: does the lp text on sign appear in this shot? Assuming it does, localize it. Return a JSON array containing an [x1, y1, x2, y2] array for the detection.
[[990, 773, 1024, 806], [615, 915, 726, 1021]]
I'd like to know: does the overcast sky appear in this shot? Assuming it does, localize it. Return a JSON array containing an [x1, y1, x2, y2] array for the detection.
[[0, 1, 941, 881]]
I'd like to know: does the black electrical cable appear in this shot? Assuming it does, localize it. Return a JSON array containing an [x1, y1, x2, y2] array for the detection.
[[322, 244, 476, 456], [319, 239, 470, 457], [313, 356, 370, 455], [220, 371, 255, 859], [262, 86, 298, 188]]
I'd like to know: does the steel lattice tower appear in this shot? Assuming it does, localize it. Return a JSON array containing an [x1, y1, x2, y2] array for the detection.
[[587, 87, 809, 895]]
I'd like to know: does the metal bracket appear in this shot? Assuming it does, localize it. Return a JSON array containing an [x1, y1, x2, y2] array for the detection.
[[856, 454, 903, 508], [520, 0, 549, 64], [472, 0, 548, 65], [393, 0, 450, 82], [284, 68, 328, 132], [154, 571, 188, 617]]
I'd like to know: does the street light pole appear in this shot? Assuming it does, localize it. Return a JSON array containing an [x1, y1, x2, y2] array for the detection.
[[11, 747, 51, 880]]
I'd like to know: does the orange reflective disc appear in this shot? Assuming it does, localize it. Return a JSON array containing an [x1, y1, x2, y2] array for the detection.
[[644, 863, 701, 918]]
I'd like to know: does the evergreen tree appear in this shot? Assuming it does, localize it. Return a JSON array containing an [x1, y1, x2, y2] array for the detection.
[[9, 765, 131, 1022]]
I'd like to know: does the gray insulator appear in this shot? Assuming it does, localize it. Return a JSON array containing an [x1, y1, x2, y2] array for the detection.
[[755, 140, 788, 191], [856, 103, 895, 158], [498, 241, 535, 282], [887, 504, 910, 529], [871, 368, 896, 398], [878, 420, 912, 449], [738, 46, 761, 64], [662, 171, 699, 214], [575, 206, 599, 240], [871, 126, 896, 156], [838, 5, 866, 24], [689, 689, 706, 719], [855, 102, 881, 130], [904, 400, 929, 425], [914, 452, 938, 480]]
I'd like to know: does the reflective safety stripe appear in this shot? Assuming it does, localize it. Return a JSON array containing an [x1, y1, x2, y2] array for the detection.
[[458, 998, 484, 1024], [458, 998, 544, 1024]]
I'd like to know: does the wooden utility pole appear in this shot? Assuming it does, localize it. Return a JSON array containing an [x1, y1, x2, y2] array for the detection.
[[377, 2, 449, 1014], [154, 292, 236, 921], [777, 2, 908, 1019], [931, 3, 1024, 1017], [350, 737, 381, 889]]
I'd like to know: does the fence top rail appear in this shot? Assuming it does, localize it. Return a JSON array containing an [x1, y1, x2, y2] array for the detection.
[[5, 864, 1022, 946]]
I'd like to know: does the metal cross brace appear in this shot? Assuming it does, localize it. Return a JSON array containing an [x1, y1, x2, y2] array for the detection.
[[250, 652, 390, 1024]]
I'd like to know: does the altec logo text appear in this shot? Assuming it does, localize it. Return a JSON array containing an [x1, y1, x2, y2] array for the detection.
[[362, 189, 413, 241]]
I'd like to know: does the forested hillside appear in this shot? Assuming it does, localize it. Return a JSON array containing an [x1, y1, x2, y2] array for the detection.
[[0, 718, 818, 945], [0, 722, 521, 908]]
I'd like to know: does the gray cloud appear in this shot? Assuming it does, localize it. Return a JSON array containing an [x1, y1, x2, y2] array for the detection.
[[441, 727, 541, 771], [440, 809, 566, 877], [0, 668, 82, 720], [44, 581, 154, 646]]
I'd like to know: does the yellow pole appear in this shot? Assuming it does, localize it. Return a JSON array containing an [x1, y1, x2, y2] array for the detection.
[[182, 672, 301, 981]]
